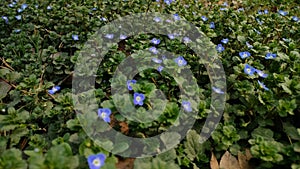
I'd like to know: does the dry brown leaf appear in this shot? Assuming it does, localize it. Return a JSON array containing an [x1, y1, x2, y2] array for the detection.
[[119, 122, 129, 134], [210, 152, 219, 169], [237, 149, 254, 169], [219, 151, 240, 169], [116, 158, 135, 169]]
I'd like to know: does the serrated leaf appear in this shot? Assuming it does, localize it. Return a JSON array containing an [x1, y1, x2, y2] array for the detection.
[[0, 80, 11, 100], [184, 130, 203, 161], [160, 132, 181, 150]]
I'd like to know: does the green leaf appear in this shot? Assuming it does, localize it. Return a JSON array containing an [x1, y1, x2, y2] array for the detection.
[[0, 80, 11, 100], [160, 132, 181, 150], [0, 148, 27, 169], [134, 157, 180, 169], [184, 130, 204, 161]]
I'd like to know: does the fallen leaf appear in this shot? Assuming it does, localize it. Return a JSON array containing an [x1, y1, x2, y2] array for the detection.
[[237, 149, 254, 169], [210, 152, 219, 169], [219, 151, 240, 169], [119, 122, 129, 134], [116, 158, 135, 169]]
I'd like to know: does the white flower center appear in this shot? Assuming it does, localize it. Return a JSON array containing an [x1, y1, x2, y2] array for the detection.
[[136, 96, 141, 102], [101, 112, 107, 118], [243, 53, 247, 58], [93, 158, 101, 167], [247, 68, 251, 73]]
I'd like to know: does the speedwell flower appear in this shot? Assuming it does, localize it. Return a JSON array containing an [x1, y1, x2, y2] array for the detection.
[[278, 10, 288, 16], [174, 56, 187, 66], [216, 44, 225, 53], [221, 38, 229, 44], [127, 80, 137, 91], [120, 34, 127, 40], [183, 37, 191, 43], [182, 101, 192, 112], [72, 34, 79, 41], [157, 66, 164, 72], [258, 80, 269, 91], [151, 38, 161, 45], [153, 16, 161, 22], [239, 51, 251, 59], [265, 52, 276, 59], [15, 15, 21, 20], [210, 22, 215, 29], [48, 86, 60, 95], [104, 34, 114, 39], [87, 153, 106, 169], [97, 108, 111, 123], [201, 16, 208, 21], [246, 41, 253, 49], [244, 64, 256, 76], [149, 47, 159, 54], [152, 58, 162, 64], [167, 34, 175, 39], [133, 92, 145, 106], [212, 87, 224, 94], [2, 16, 8, 24], [255, 69, 268, 78], [173, 14, 180, 21], [292, 16, 299, 22]]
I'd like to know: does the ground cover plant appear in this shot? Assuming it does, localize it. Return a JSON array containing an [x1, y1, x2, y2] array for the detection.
[[0, 0, 300, 168]]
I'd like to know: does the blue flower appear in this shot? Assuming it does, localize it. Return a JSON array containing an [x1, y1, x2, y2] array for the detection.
[[216, 44, 225, 53], [256, 18, 263, 25], [255, 69, 268, 78], [201, 16, 208, 22], [278, 10, 288, 16], [104, 34, 114, 39], [239, 51, 251, 59], [174, 56, 187, 66], [133, 92, 145, 106], [282, 38, 291, 42], [87, 153, 106, 169], [292, 16, 299, 22], [92, 7, 97, 11], [237, 8, 244, 12], [246, 41, 253, 49], [212, 87, 224, 94], [127, 80, 137, 91], [182, 101, 192, 112], [8, 3, 16, 8], [221, 38, 229, 44], [151, 38, 161, 45], [72, 34, 79, 41], [15, 15, 21, 20], [47, 6, 52, 10], [149, 47, 159, 54], [97, 108, 111, 123], [167, 34, 175, 39], [222, 2, 228, 6], [157, 66, 164, 72], [265, 52, 276, 59], [120, 34, 127, 40], [164, 0, 173, 5], [258, 10, 264, 15], [210, 22, 215, 29], [258, 80, 269, 91], [100, 17, 107, 21], [14, 29, 21, 33], [152, 58, 162, 64], [153, 16, 161, 22], [48, 86, 61, 95], [173, 14, 180, 21], [220, 8, 227, 11], [244, 64, 256, 76], [183, 37, 191, 43], [21, 3, 28, 10], [253, 28, 261, 35], [264, 9, 269, 14], [2, 16, 8, 24]]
